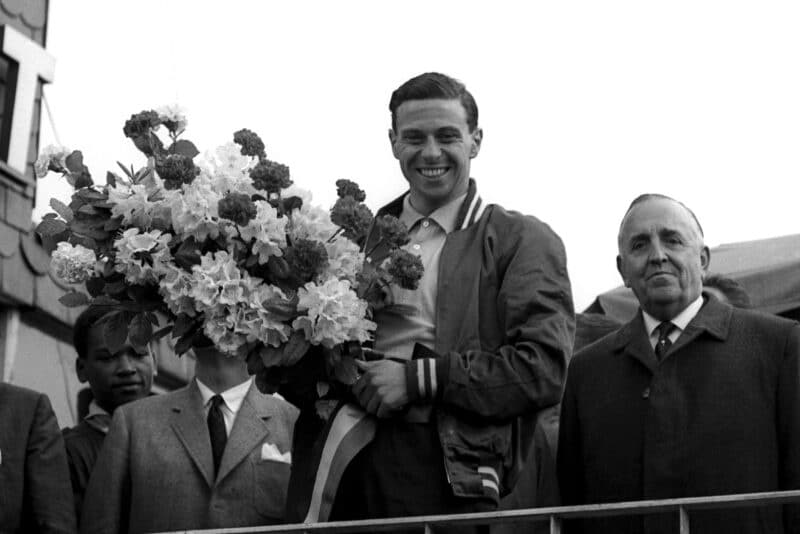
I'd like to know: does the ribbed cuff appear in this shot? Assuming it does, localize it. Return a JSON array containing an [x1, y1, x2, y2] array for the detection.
[[406, 344, 445, 402]]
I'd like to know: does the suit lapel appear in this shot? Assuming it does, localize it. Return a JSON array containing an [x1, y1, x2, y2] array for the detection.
[[668, 296, 731, 355], [613, 312, 658, 374], [216, 382, 272, 485], [169, 382, 215, 488]]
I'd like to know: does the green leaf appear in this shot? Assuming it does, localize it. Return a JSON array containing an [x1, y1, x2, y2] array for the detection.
[[333, 356, 359, 386], [129, 313, 153, 347], [77, 204, 99, 215], [92, 295, 119, 306], [36, 218, 68, 237], [65, 151, 85, 174], [58, 291, 90, 307], [263, 297, 298, 322], [259, 345, 285, 367], [49, 199, 73, 222], [172, 313, 195, 339], [69, 234, 97, 250], [117, 161, 133, 178], [170, 139, 199, 158], [174, 332, 195, 355], [151, 325, 172, 341], [104, 217, 123, 231], [106, 171, 117, 187], [85, 277, 105, 297], [282, 331, 310, 366], [101, 311, 129, 353], [103, 280, 127, 296]]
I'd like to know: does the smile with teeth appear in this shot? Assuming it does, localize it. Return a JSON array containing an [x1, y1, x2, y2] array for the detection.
[[418, 167, 449, 178]]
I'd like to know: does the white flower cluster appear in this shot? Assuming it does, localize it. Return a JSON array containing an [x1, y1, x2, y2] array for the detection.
[[156, 104, 188, 135], [113, 228, 172, 284], [293, 279, 376, 349], [35, 145, 71, 179], [51, 242, 98, 283]]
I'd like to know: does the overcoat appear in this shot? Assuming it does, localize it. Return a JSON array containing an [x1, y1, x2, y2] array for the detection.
[[80, 380, 297, 533], [558, 295, 800, 534]]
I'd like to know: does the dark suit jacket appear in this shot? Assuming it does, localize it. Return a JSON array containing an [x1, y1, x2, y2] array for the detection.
[[0, 383, 76, 533], [80, 380, 298, 533], [62, 420, 105, 523], [558, 296, 800, 534]]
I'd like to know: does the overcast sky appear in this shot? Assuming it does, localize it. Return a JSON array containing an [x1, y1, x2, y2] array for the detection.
[[35, 1, 800, 310]]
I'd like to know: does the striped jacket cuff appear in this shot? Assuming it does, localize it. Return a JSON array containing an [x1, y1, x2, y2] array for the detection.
[[406, 344, 447, 402]]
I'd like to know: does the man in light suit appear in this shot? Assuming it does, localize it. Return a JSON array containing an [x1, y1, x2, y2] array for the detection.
[[80, 346, 298, 533], [558, 194, 800, 534], [0, 382, 76, 533]]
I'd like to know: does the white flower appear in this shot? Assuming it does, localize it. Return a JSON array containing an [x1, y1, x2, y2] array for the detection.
[[322, 237, 364, 284], [51, 242, 97, 283], [188, 251, 246, 313], [156, 104, 188, 134], [158, 264, 197, 317], [292, 279, 376, 348], [282, 184, 313, 207], [288, 203, 338, 244], [35, 145, 71, 179], [195, 143, 257, 197], [238, 201, 288, 264], [113, 228, 172, 284], [108, 182, 153, 228], [169, 178, 226, 241]]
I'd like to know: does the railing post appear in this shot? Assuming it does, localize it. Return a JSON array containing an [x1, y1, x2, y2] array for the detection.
[[678, 506, 690, 534], [423, 522, 434, 534], [549, 515, 562, 534]]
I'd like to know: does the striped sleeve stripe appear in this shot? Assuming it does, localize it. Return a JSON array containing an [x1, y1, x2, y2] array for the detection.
[[478, 466, 500, 495], [416, 359, 426, 398], [415, 359, 438, 400]]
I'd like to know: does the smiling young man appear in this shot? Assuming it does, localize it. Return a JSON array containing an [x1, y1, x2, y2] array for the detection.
[[558, 194, 800, 534], [323, 72, 575, 533], [62, 305, 155, 520]]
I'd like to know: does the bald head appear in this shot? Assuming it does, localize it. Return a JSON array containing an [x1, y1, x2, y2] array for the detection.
[[616, 195, 710, 320]]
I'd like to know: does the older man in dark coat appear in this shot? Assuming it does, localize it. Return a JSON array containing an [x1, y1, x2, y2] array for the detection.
[[558, 194, 800, 534]]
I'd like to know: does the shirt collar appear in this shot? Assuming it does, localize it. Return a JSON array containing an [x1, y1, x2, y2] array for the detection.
[[195, 377, 253, 414], [86, 399, 109, 419], [642, 295, 704, 337], [400, 191, 468, 234]]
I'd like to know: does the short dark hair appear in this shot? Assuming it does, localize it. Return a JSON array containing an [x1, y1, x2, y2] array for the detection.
[[73, 305, 115, 360], [618, 193, 704, 247], [704, 273, 751, 308], [389, 72, 479, 132]]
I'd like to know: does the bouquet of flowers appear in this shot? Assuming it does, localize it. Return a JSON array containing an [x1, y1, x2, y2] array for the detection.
[[36, 107, 423, 393]]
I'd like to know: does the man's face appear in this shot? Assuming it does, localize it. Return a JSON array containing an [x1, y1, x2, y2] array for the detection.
[[617, 198, 710, 320], [77, 326, 154, 413], [389, 98, 482, 214]]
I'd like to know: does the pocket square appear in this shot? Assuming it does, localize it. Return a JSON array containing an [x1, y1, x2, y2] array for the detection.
[[261, 442, 291, 464]]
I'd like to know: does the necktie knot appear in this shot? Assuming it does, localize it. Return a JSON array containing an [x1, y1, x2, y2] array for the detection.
[[210, 394, 224, 409], [654, 321, 676, 360]]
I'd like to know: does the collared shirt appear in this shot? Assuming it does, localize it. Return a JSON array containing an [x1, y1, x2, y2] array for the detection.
[[374, 192, 467, 359], [83, 400, 112, 434], [642, 295, 704, 350], [196, 377, 252, 436]]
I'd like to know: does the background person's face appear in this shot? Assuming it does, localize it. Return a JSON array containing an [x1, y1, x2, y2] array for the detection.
[[617, 198, 709, 320], [389, 98, 482, 214], [77, 326, 154, 412]]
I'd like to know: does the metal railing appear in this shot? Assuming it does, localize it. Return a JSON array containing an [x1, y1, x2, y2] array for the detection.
[[159, 490, 800, 534]]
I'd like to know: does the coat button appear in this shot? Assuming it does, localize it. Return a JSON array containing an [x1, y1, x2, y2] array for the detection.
[[642, 387, 651, 399]]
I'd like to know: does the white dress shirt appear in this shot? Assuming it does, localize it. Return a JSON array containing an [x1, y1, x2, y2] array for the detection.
[[642, 295, 704, 350], [195, 377, 252, 436]]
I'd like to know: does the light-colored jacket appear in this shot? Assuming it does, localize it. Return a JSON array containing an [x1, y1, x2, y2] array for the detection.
[[80, 380, 298, 533]]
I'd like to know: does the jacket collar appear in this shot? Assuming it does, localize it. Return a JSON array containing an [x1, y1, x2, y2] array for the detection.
[[612, 294, 732, 373], [376, 178, 485, 231]]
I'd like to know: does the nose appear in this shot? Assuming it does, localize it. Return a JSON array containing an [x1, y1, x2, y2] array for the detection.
[[648, 241, 669, 264], [116, 354, 137, 376], [421, 137, 442, 160]]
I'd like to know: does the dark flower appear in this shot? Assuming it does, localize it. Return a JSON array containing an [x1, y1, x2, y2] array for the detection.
[[376, 215, 410, 249], [330, 197, 373, 242], [156, 154, 199, 190], [284, 238, 328, 283], [233, 128, 267, 159], [123, 110, 160, 139], [335, 179, 366, 202], [387, 249, 424, 290], [250, 160, 292, 193], [218, 192, 257, 226]]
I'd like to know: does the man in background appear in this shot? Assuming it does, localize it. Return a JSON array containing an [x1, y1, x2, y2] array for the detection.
[[62, 305, 155, 520], [558, 194, 800, 533], [0, 382, 75, 533], [80, 345, 297, 533]]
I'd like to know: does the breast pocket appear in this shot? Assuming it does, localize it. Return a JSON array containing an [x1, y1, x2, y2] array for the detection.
[[252, 457, 291, 520]]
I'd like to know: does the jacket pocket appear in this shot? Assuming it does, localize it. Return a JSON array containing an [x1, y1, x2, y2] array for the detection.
[[252, 458, 291, 519]]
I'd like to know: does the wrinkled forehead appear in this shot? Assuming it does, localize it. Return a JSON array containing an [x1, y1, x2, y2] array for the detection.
[[618, 198, 703, 248], [395, 98, 469, 130]]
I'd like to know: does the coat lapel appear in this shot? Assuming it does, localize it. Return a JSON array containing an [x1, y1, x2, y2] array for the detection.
[[215, 382, 272, 485], [169, 382, 215, 488], [668, 295, 731, 355], [613, 312, 658, 374]]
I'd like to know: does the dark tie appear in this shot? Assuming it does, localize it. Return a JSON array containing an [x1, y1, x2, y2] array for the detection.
[[654, 321, 676, 361], [207, 395, 227, 475]]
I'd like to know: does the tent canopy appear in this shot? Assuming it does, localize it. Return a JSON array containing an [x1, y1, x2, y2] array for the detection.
[[585, 233, 800, 323]]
